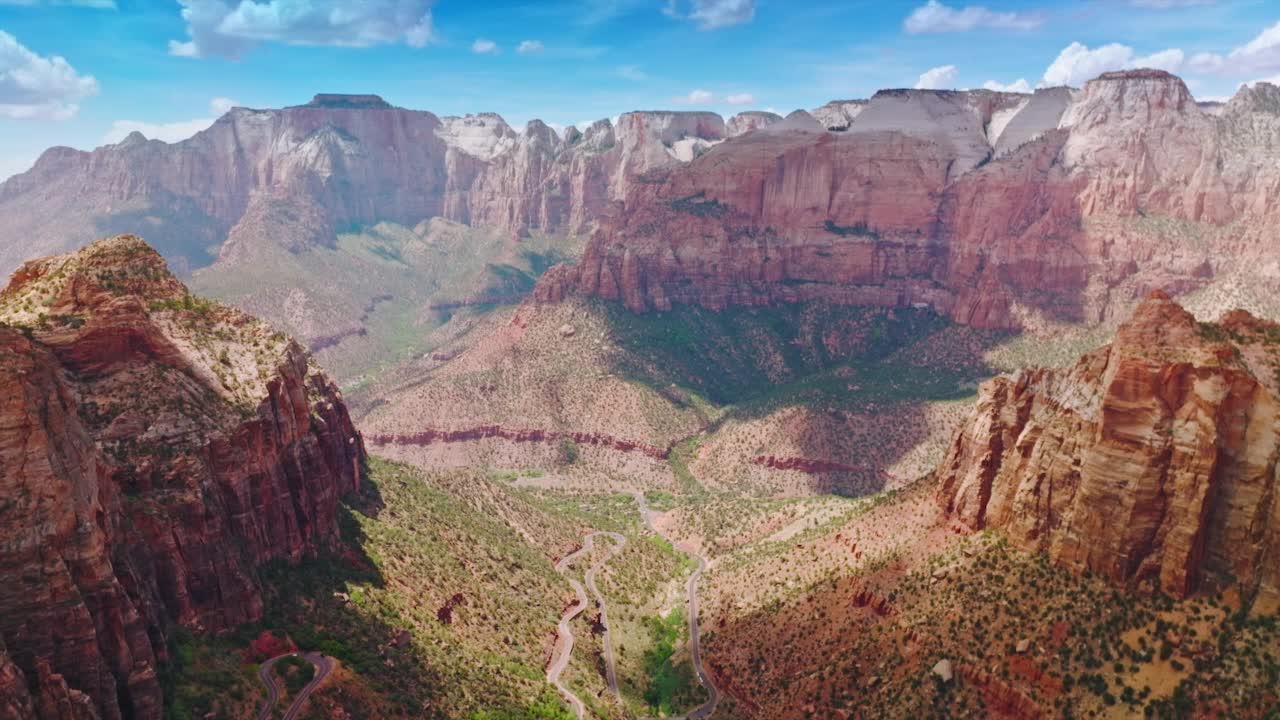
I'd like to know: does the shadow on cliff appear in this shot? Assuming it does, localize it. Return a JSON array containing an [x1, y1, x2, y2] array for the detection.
[[602, 301, 1009, 497], [251, 461, 446, 712]]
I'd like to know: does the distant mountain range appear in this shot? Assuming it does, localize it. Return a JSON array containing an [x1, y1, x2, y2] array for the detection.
[[4, 70, 1279, 346]]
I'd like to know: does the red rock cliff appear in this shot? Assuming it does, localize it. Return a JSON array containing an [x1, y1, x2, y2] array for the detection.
[[937, 291, 1280, 602], [0, 236, 365, 720], [537, 71, 1280, 330]]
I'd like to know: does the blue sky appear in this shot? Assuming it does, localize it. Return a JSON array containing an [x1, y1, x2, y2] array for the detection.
[[2, 0, 1280, 180]]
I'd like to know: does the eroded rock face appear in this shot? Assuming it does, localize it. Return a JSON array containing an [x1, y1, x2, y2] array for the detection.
[[0, 235, 365, 719], [0, 648, 37, 720], [937, 292, 1280, 601], [539, 71, 1280, 330], [0, 96, 739, 276], [727, 111, 783, 136]]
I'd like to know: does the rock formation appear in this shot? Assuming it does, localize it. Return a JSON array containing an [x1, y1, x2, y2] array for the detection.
[[537, 71, 1280, 330], [937, 291, 1280, 602], [6, 70, 1280, 334], [0, 96, 730, 277], [0, 235, 365, 720]]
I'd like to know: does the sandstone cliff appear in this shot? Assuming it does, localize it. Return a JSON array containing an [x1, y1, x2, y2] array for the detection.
[[0, 235, 365, 720], [937, 291, 1280, 602], [8, 71, 1280, 337], [538, 71, 1280, 330], [0, 96, 733, 276]]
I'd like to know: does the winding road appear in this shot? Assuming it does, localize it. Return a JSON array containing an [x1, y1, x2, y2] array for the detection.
[[548, 493, 721, 720], [256, 651, 334, 720], [584, 531, 628, 701], [548, 531, 628, 719], [629, 491, 721, 720]]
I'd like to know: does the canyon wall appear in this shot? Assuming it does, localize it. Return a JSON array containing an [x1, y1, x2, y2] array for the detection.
[[0, 96, 754, 277], [7, 72, 1277, 332], [937, 291, 1280, 602], [0, 236, 365, 719], [539, 71, 1280, 329]]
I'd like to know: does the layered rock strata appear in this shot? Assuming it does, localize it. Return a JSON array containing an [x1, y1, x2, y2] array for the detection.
[[937, 291, 1280, 601], [0, 235, 365, 719]]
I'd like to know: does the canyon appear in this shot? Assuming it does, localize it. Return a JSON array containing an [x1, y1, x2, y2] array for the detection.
[[2, 65, 1280, 720], [0, 236, 364, 720], [4, 71, 1279, 364]]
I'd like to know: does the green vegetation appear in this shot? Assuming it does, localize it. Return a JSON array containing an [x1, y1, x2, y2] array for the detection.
[[668, 191, 729, 218], [160, 627, 257, 720], [148, 293, 218, 317], [248, 458, 586, 718], [603, 301, 969, 407], [714, 525, 1280, 719], [642, 609, 699, 714], [667, 437, 708, 498], [276, 655, 315, 695], [557, 438, 579, 465], [467, 690, 576, 720], [191, 220, 585, 382], [823, 219, 880, 240]]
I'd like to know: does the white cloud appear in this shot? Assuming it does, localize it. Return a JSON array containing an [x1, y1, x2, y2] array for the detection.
[[664, 0, 754, 30], [691, 0, 753, 29], [0, 31, 98, 120], [726, 92, 755, 105], [209, 96, 239, 113], [1042, 42, 1184, 87], [684, 88, 714, 104], [516, 40, 543, 55], [104, 118, 215, 144], [169, 0, 435, 59], [1187, 20, 1280, 77], [472, 38, 498, 54], [904, 1, 1041, 33], [914, 64, 958, 90], [103, 97, 240, 145], [1135, 48, 1185, 70], [982, 78, 1031, 93], [617, 65, 647, 81]]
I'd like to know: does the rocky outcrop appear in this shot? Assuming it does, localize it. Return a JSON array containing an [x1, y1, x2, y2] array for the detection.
[[727, 111, 783, 136], [810, 99, 867, 131], [537, 71, 1280, 330], [9, 72, 1280, 335], [937, 292, 1280, 602], [0, 647, 37, 719], [0, 96, 736, 277], [0, 236, 365, 719]]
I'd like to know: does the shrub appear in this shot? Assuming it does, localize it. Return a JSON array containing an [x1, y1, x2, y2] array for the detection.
[[558, 438, 579, 465]]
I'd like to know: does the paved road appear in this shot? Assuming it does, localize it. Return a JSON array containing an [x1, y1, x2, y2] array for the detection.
[[548, 536, 598, 719], [584, 531, 627, 701], [628, 491, 721, 720], [256, 651, 335, 720], [549, 530, 629, 718]]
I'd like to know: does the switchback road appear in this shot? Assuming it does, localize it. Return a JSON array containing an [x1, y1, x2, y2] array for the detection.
[[256, 651, 334, 720]]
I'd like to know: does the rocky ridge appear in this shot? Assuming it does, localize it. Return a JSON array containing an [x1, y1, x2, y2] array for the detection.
[[0, 235, 365, 720], [536, 71, 1280, 330], [937, 291, 1280, 602], [0, 96, 772, 277]]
